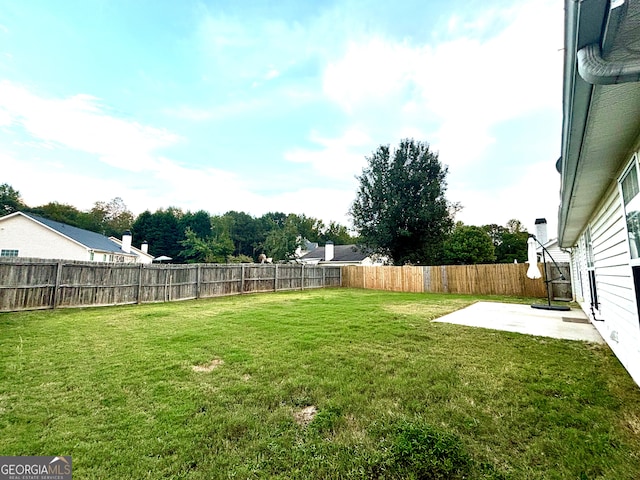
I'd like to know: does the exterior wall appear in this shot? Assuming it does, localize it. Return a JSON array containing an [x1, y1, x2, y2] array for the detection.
[[571, 235, 586, 303], [539, 243, 571, 263], [108, 238, 154, 264], [571, 163, 640, 386], [0, 215, 91, 261], [0, 215, 141, 263]]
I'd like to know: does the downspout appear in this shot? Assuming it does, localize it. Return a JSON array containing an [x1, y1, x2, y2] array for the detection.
[[577, 43, 640, 84], [577, 0, 640, 85]]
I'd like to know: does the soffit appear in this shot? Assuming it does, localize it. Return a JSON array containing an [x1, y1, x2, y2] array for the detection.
[[562, 81, 640, 246], [560, 0, 640, 247]]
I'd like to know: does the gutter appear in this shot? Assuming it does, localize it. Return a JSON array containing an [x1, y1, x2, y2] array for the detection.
[[558, 0, 640, 246], [558, 0, 592, 248]]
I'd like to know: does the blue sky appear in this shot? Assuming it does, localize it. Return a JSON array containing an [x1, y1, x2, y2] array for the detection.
[[0, 0, 563, 234]]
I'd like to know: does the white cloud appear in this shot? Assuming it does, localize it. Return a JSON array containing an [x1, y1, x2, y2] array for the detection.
[[2, 147, 354, 226], [321, 0, 562, 167], [262, 187, 355, 226], [322, 38, 418, 112], [284, 127, 372, 181], [265, 67, 280, 80], [0, 82, 180, 172], [0, 107, 11, 127], [450, 160, 560, 234]]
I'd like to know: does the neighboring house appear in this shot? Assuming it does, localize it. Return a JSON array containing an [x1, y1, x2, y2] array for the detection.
[[294, 238, 319, 259], [537, 238, 571, 264], [0, 211, 153, 264], [299, 242, 385, 266], [109, 236, 154, 264], [534, 218, 571, 263], [558, 0, 640, 385]]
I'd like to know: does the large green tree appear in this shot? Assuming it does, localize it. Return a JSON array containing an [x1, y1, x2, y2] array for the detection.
[[0, 183, 25, 216], [350, 139, 455, 265], [318, 221, 357, 245], [263, 215, 301, 261], [443, 223, 495, 265], [483, 219, 529, 263], [223, 211, 260, 258], [179, 227, 235, 263], [29, 202, 91, 228], [131, 208, 182, 260], [88, 197, 134, 237]]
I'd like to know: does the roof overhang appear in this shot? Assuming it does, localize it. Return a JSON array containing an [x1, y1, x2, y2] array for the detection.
[[558, 0, 640, 247]]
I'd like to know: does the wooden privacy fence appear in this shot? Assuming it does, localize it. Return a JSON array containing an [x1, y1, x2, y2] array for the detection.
[[342, 263, 572, 299], [0, 259, 341, 312]]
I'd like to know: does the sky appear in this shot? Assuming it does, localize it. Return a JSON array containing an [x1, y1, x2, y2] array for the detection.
[[0, 0, 564, 235]]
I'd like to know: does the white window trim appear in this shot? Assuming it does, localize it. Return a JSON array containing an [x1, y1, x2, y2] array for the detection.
[[618, 153, 640, 266]]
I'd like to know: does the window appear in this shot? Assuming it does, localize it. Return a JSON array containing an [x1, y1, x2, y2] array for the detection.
[[620, 157, 640, 259], [619, 155, 640, 325], [0, 249, 18, 257], [584, 228, 599, 313]]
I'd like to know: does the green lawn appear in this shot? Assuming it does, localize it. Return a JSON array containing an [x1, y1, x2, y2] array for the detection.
[[1, 289, 640, 479]]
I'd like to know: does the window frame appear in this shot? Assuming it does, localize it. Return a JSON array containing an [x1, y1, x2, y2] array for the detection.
[[619, 154, 640, 266]]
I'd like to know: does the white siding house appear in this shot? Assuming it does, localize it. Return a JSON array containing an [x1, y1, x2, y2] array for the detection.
[[0, 212, 153, 263], [534, 219, 571, 263], [558, 0, 640, 385]]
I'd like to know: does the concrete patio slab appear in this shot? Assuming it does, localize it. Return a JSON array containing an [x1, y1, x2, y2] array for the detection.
[[433, 302, 604, 343]]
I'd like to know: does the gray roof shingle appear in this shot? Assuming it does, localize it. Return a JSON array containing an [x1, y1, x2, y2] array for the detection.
[[24, 212, 126, 254], [300, 244, 368, 262]]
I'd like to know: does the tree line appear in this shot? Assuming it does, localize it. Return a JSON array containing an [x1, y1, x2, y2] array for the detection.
[[2, 137, 532, 265], [0, 184, 354, 263]]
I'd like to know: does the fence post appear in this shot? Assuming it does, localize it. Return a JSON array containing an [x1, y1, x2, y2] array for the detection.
[[441, 265, 449, 293], [52, 261, 63, 309], [164, 267, 169, 302], [241, 264, 245, 294], [136, 263, 144, 304], [274, 264, 278, 292], [301, 264, 305, 290], [196, 264, 201, 299], [339, 266, 342, 287], [322, 266, 326, 286]]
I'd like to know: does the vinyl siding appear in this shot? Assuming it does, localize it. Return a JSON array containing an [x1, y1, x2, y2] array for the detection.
[[573, 160, 640, 386], [0, 214, 90, 261]]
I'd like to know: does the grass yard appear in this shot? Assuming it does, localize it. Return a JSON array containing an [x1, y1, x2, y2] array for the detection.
[[1, 288, 640, 479]]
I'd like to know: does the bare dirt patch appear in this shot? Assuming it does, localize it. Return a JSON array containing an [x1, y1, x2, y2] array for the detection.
[[625, 413, 640, 435], [191, 359, 224, 373], [294, 405, 317, 427]]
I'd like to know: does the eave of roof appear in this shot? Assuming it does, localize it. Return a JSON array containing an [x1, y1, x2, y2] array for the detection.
[[559, 0, 640, 247]]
